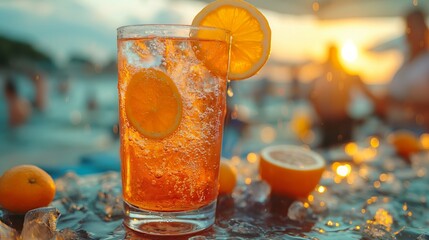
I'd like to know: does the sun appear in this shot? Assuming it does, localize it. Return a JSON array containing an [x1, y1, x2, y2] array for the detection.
[[341, 41, 358, 63]]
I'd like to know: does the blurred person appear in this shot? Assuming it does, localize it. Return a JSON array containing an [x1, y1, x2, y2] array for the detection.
[[57, 73, 70, 96], [86, 89, 98, 112], [289, 66, 301, 102], [3, 76, 32, 127], [309, 44, 382, 148], [387, 9, 429, 131], [29, 71, 47, 111], [254, 76, 270, 109]]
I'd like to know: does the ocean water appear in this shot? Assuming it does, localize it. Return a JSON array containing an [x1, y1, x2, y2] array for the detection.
[[0, 73, 119, 174]]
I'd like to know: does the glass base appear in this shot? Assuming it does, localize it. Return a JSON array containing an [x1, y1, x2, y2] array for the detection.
[[123, 200, 216, 236]]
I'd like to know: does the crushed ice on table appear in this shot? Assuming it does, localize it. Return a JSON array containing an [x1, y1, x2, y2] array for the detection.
[[362, 222, 396, 240], [93, 172, 123, 221], [53, 171, 124, 237], [229, 219, 264, 238], [1, 138, 428, 239], [411, 151, 429, 177], [55, 172, 86, 212]]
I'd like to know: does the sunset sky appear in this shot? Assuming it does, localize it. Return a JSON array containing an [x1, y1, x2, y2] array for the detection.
[[0, 0, 416, 84]]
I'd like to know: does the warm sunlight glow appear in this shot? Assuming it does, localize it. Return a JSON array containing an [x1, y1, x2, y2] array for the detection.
[[345, 142, 358, 156], [245, 178, 252, 185], [312, 2, 320, 12], [317, 185, 326, 193], [336, 164, 352, 177], [247, 152, 258, 163], [341, 41, 358, 63], [260, 126, 276, 143], [370, 137, 380, 148]]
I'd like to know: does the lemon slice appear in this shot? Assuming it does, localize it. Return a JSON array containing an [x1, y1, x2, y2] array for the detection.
[[192, 0, 271, 80], [125, 68, 182, 139], [259, 145, 325, 199]]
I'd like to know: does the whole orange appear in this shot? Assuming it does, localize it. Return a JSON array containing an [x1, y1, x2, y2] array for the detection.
[[0, 165, 56, 214], [219, 160, 237, 194], [388, 130, 422, 161]]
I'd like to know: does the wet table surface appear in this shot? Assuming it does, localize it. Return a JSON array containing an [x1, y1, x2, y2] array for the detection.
[[1, 140, 429, 240]]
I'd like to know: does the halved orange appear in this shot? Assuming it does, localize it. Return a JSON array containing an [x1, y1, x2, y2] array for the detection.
[[125, 68, 182, 139], [259, 145, 325, 199], [192, 0, 271, 80]]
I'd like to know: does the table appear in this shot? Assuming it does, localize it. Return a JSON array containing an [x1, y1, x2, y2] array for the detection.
[[1, 140, 429, 239]]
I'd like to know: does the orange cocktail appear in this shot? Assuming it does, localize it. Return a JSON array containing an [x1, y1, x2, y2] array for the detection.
[[117, 25, 230, 235]]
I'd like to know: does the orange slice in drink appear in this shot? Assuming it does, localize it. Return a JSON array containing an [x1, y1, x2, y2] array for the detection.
[[125, 68, 182, 139], [259, 145, 325, 199], [192, 0, 271, 80]]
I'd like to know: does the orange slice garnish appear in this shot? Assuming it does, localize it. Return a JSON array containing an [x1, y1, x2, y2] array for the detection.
[[259, 145, 325, 199], [192, 0, 271, 80], [125, 68, 182, 139]]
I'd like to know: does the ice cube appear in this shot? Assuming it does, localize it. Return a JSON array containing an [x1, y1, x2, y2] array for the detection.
[[232, 181, 271, 209], [0, 220, 20, 240], [122, 40, 162, 69], [21, 207, 60, 240], [287, 201, 311, 222], [247, 180, 271, 204]]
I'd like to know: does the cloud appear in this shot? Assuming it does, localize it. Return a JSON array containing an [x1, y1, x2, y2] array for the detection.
[[0, 0, 193, 66]]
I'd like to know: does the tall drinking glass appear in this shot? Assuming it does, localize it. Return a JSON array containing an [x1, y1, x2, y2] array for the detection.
[[117, 25, 230, 235]]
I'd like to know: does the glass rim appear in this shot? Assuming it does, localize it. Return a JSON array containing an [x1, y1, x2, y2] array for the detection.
[[117, 24, 231, 40], [117, 24, 229, 32]]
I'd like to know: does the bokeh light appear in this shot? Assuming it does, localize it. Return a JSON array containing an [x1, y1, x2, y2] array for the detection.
[[341, 41, 358, 63]]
